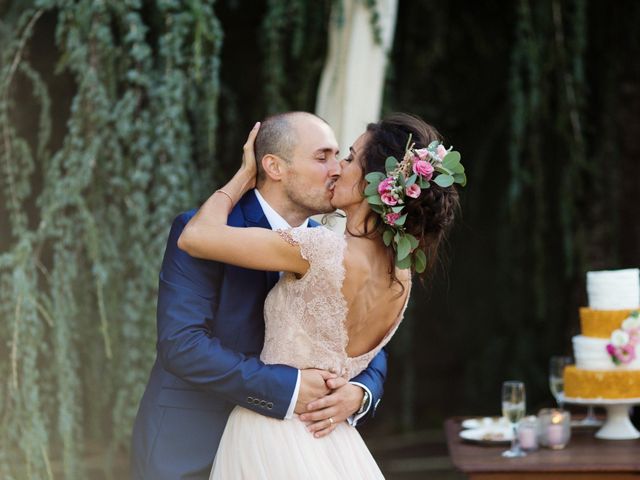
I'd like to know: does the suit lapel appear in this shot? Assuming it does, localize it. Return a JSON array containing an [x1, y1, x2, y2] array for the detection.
[[240, 190, 272, 229], [239, 190, 279, 288]]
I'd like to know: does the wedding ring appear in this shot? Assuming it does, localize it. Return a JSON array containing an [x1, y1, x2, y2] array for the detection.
[[328, 417, 334, 425]]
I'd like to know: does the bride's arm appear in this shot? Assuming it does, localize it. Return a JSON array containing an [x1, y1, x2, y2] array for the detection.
[[177, 123, 310, 276]]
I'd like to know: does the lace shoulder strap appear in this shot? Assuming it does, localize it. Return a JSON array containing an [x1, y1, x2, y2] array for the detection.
[[277, 227, 346, 280]]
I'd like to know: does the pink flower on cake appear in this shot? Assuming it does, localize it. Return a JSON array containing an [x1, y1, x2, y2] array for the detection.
[[405, 184, 421, 198], [378, 177, 394, 194], [381, 192, 398, 206], [385, 212, 401, 225], [611, 329, 630, 347], [621, 344, 637, 363], [606, 314, 640, 365], [413, 160, 434, 180]]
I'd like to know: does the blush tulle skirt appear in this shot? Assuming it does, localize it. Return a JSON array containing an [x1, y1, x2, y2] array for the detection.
[[210, 406, 385, 479]]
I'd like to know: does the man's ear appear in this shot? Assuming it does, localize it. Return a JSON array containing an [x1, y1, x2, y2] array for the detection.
[[261, 154, 286, 181]]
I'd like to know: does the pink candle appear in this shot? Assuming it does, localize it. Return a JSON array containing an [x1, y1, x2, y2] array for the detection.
[[547, 423, 563, 446], [518, 426, 537, 449]]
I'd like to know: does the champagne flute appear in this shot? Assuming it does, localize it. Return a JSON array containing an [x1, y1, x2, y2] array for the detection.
[[501, 381, 526, 458], [549, 356, 571, 409], [579, 405, 602, 427]]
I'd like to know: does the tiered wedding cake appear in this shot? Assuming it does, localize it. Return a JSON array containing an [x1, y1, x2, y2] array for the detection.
[[564, 268, 640, 399]]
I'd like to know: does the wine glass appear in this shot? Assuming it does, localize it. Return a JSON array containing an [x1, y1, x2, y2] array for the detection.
[[501, 381, 526, 458], [549, 356, 572, 409], [579, 405, 602, 426]]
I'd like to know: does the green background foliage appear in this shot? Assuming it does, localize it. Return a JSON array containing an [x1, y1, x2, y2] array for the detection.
[[1, 0, 639, 477]]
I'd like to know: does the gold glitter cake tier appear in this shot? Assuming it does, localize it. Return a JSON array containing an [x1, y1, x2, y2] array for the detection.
[[579, 307, 638, 339], [564, 365, 640, 400]]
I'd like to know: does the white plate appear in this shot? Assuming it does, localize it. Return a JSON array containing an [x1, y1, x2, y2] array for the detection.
[[461, 416, 509, 430], [459, 427, 513, 444]]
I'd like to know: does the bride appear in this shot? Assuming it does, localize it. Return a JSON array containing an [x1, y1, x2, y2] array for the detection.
[[178, 113, 464, 478]]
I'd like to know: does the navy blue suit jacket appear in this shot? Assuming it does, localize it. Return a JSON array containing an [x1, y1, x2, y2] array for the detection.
[[130, 190, 388, 480]]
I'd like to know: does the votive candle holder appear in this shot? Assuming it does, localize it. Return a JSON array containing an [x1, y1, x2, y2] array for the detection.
[[517, 416, 539, 451], [537, 408, 571, 449]]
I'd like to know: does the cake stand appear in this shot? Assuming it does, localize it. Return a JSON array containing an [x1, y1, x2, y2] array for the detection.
[[564, 396, 640, 440]]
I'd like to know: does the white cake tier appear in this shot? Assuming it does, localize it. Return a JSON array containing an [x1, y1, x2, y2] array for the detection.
[[573, 335, 640, 370], [587, 268, 640, 310]]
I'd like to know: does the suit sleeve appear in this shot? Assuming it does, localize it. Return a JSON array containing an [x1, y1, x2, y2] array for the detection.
[[349, 348, 388, 424], [155, 212, 298, 419]]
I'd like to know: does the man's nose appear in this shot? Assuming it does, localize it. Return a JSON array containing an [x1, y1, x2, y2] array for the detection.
[[328, 156, 341, 176]]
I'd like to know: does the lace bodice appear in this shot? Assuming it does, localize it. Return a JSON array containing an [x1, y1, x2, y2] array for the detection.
[[260, 226, 409, 379]]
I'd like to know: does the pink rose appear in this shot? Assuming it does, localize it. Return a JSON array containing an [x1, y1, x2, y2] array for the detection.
[[414, 148, 429, 161], [606, 344, 617, 356], [405, 184, 421, 198], [413, 160, 434, 180], [378, 177, 394, 194], [621, 344, 637, 363], [436, 144, 448, 160], [380, 192, 398, 206], [385, 212, 401, 225]]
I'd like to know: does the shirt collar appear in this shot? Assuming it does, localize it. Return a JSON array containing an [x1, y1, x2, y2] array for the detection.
[[254, 189, 309, 230]]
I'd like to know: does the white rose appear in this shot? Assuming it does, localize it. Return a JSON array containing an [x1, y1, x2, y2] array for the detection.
[[622, 314, 640, 331], [611, 329, 630, 347]]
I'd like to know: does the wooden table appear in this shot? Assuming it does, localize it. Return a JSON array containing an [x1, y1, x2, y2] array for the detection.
[[445, 418, 640, 479]]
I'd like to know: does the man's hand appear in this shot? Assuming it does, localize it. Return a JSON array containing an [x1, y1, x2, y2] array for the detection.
[[294, 369, 335, 414], [299, 378, 364, 438]]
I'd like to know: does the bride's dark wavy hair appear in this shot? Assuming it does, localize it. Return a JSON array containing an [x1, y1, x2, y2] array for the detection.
[[353, 113, 461, 286]]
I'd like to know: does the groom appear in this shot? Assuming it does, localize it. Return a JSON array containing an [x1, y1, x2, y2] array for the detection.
[[130, 112, 388, 479]]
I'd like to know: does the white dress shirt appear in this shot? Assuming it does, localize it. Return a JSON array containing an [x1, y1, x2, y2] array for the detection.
[[254, 189, 373, 425]]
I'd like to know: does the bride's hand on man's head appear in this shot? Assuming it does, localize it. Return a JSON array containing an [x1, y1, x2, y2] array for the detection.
[[239, 121, 260, 187]]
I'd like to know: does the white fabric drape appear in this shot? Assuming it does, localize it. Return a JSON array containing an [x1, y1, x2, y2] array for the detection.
[[314, 0, 398, 231], [315, 0, 398, 154]]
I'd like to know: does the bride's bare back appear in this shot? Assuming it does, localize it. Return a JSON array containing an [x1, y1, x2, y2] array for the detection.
[[342, 237, 410, 357], [260, 226, 410, 379]]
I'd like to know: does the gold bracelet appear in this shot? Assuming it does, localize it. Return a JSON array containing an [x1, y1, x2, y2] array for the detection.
[[215, 189, 234, 204]]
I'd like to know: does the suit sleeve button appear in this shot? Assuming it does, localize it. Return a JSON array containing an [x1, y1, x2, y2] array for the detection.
[[247, 396, 253, 403], [260, 400, 267, 407], [267, 402, 273, 409]]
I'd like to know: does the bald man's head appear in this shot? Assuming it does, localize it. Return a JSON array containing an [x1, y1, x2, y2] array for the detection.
[[254, 112, 326, 186]]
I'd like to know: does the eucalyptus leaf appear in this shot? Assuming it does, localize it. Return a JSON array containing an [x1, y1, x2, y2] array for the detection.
[[435, 165, 453, 175], [391, 205, 404, 213], [385, 156, 398, 172], [428, 140, 440, 149], [364, 183, 379, 196], [365, 172, 385, 183], [414, 249, 427, 273], [451, 163, 465, 173], [434, 174, 454, 187], [442, 151, 461, 169], [405, 174, 417, 187], [396, 254, 412, 269], [367, 195, 383, 205], [453, 173, 467, 185], [383, 229, 393, 246], [395, 213, 408, 226], [406, 233, 419, 250], [397, 236, 411, 260]]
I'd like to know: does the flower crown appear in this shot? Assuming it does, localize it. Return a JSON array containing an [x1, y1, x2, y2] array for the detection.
[[364, 135, 466, 272]]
